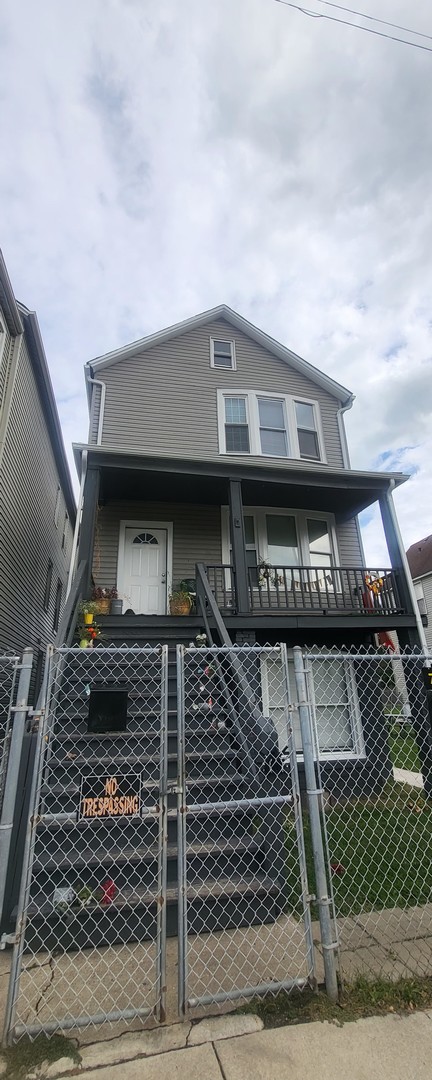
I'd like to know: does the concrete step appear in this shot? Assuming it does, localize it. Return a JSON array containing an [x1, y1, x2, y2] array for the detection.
[[24, 874, 283, 949]]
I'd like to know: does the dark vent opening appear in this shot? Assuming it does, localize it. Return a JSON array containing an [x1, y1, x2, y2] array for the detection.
[[87, 688, 129, 733]]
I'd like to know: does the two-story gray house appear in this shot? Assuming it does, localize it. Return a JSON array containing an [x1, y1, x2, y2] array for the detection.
[[68, 306, 421, 756], [0, 250, 76, 693], [16, 305, 425, 961]]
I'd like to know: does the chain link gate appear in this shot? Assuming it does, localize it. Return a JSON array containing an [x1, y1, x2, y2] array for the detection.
[[3, 645, 169, 1043], [177, 644, 316, 1016], [298, 646, 432, 988]]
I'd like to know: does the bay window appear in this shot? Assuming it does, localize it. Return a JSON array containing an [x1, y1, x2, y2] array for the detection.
[[222, 508, 338, 581], [217, 390, 325, 462]]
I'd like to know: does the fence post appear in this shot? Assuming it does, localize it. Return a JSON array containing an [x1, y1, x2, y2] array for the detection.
[[0, 649, 33, 929], [293, 646, 339, 1002]]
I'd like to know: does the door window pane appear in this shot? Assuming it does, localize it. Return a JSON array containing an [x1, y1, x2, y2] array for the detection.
[[266, 515, 299, 566], [307, 520, 332, 567], [258, 397, 288, 457], [244, 516, 255, 545]]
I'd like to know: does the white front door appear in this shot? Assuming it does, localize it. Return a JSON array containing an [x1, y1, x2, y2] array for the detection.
[[122, 526, 168, 614]]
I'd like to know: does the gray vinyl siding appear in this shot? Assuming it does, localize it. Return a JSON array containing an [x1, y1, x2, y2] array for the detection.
[[93, 501, 222, 591], [336, 518, 364, 567], [0, 337, 74, 657], [98, 318, 345, 470], [89, 382, 101, 444], [94, 500, 364, 596]]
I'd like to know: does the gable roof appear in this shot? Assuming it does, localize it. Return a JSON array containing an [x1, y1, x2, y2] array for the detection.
[[87, 304, 354, 407], [406, 535, 432, 580]]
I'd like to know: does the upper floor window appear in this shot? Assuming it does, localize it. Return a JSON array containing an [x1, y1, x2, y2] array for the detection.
[[414, 581, 427, 617], [43, 559, 53, 611], [224, 396, 250, 452], [61, 512, 69, 552], [217, 390, 325, 462], [54, 486, 61, 527], [295, 401, 320, 460], [53, 579, 62, 632], [210, 338, 236, 370]]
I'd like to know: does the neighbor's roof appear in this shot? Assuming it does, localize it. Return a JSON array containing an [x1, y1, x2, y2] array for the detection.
[[87, 304, 354, 406], [406, 535, 432, 580]]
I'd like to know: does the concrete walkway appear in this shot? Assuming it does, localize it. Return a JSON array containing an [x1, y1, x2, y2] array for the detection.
[[7, 1010, 432, 1080], [393, 766, 424, 789]]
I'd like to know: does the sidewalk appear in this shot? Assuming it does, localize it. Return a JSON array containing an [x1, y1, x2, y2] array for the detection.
[[5, 1010, 431, 1080]]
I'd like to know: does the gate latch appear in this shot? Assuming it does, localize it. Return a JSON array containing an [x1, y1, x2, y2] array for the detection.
[[163, 781, 183, 795]]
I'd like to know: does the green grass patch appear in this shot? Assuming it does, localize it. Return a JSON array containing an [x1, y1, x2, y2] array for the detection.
[[0, 1033, 80, 1080], [388, 723, 421, 772], [285, 782, 432, 918], [238, 974, 432, 1028]]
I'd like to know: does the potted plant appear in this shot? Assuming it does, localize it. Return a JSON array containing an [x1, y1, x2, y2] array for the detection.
[[169, 588, 192, 615], [91, 586, 119, 615], [79, 601, 98, 625], [76, 617, 102, 648]]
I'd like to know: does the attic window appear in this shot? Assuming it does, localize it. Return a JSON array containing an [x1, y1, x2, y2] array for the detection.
[[210, 338, 236, 370]]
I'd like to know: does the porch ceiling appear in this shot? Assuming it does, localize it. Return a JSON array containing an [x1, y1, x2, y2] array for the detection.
[[91, 450, 409, 519]]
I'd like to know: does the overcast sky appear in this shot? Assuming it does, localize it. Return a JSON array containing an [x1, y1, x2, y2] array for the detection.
[[1, 0, 431, 564]]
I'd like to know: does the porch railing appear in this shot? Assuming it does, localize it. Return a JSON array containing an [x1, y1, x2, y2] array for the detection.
[[204, 565, 404, 615], [205, 564, 237, 613]]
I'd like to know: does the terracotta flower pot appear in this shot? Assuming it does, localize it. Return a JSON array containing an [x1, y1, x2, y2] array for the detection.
[[169, 597, 192, 615], [94, 599, 110, 615]]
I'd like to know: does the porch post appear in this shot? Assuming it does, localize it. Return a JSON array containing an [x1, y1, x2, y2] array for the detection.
[[228, 479, 249, 614], [76, 466, 100, 599], [379, 484, 428, 652]]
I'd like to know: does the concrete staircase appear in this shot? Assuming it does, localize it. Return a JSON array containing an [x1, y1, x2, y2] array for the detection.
[[25, 618, 286, 952]]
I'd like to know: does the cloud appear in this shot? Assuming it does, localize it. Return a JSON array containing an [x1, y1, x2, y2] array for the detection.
[[0, 0, 431, 559]]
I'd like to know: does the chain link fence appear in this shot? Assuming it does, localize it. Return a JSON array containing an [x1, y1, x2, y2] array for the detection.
[[0, 654, 20, 811], [301, 646, 432, 987], [177, 644, 316, 1016], [4, 645, 169, 1042]]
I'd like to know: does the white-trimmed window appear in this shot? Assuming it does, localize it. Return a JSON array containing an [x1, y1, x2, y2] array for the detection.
[[217, 390, 325, 462], [261, 653, 364, 759], [54, 486, 61, 527], [210, 338, 236, 370], [414, 581, 427, 617], [221, 507, 338, 577], [0, 316, 5, 370], [295, 400, 320, 460], [223, 396, 250, 453]]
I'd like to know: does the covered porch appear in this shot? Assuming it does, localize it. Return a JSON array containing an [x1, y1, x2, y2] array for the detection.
[[73, 448, 417, 631]]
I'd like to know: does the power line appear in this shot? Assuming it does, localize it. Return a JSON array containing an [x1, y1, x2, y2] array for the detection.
[[272, 0, 432, 54], [315, 0, 432, 43]]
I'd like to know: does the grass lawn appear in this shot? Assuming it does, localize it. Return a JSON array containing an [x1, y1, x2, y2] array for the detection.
[[286, 782, 432, 918], [239, 975, 432, 1028], [387, 722, 421, 772]]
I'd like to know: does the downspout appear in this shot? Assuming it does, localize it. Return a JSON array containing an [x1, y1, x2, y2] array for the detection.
[[336, 396, 354, 470], [66, 450, 87, 598], [87, 375, 106, 446], [66, 374, 105, 598], [387, 479, 430, 656]]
